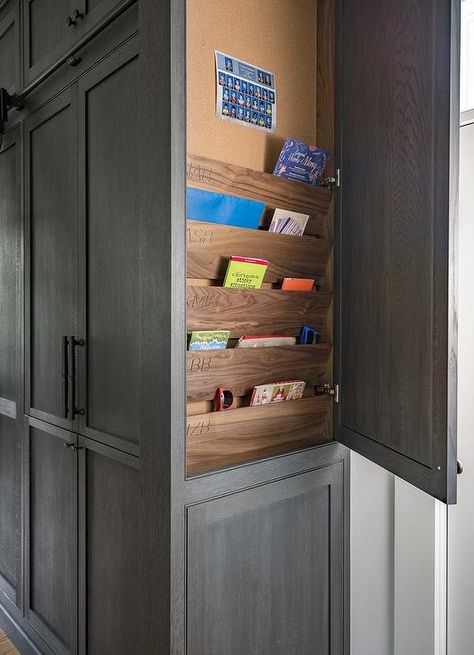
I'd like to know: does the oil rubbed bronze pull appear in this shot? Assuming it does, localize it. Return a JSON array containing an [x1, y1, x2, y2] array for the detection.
[[61, 336, 69, 418], [67, 337, 85, 419]]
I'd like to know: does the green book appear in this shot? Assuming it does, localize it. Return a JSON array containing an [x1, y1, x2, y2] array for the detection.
[[223, 256, 269, 289]]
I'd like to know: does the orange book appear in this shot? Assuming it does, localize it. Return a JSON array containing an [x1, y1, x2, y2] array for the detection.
[[281, 278, 314, 291]]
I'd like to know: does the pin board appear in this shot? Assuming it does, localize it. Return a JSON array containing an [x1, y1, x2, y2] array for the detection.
[[186, 0, 318, 173]]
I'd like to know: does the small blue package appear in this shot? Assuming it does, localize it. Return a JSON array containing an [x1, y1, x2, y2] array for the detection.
[[273, 138, 330, 186], [186, 188, 264, 229]]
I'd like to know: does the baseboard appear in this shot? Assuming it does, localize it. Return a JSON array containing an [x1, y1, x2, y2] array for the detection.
[[0, 603, 46, 655]]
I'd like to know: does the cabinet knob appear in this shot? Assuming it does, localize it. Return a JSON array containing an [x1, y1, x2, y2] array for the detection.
[[66, 9, 83, 27], [457, 460, 464, 475]]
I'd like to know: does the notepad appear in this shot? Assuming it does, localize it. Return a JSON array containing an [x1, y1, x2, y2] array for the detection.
[[281, 278, 314, 291]]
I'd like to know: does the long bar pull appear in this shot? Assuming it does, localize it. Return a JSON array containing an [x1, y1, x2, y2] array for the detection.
[[67, 336, 75, 421], [67, 337, 85, 420], [61, 336, 69, 418]]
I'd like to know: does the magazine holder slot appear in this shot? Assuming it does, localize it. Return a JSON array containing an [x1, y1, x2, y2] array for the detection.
[[187, 396, 332, 475]]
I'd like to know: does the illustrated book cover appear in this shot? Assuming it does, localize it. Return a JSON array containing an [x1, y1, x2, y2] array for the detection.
[[223, 256, 269, 289], [273, 138, 330, 186]]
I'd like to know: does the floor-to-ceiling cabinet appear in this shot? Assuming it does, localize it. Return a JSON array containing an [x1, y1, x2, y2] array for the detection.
[[0, 0, 461, 653]]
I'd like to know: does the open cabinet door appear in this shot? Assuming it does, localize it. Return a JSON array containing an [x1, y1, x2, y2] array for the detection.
[[336, 0, 459, 503]]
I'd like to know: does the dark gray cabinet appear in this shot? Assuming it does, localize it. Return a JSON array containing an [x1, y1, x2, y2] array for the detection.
[[23, 0, 126, 85], [23, 417, 140, 655], [24, 420, 77, 655], [0, 0, 461, 653], [336, 0, 459, 504], [24, 87, 79, 432], [24, 34, 139, 455], [78, 439, 139, 655], [187, 463, 344, 655], [77, 36, 140, 455], [0, 1, 20, 95], [0, 126, 21, 610]]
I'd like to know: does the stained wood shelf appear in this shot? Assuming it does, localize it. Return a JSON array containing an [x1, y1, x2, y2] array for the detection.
[[186, 395, 332, 475], [187, 285, 332, 338], [187, 220, 331, 289], [187, 153, 332, 237], [187, 343, 332, 401], [185, 154, 334, 475]]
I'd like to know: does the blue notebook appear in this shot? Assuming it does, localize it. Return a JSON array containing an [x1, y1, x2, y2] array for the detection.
[[186, 188, 264, 229]]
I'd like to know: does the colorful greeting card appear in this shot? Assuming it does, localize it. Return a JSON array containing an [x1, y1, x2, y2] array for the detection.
[[273, 138, 330, 186], [216, 51, 276, 133]]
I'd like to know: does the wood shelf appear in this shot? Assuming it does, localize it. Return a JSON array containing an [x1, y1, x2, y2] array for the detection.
[[187, 220, 331, 288], [186, 395, 332, 475], [185, 154, 334, 475], [187, 153, 332, 237], [187, 285, 332, 338], [187, 343, 332, 401]]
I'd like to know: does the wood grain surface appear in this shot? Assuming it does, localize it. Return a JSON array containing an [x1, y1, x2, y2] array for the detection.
[[187, 286, 332, 338], [187, 344, 332, 401], [187, 220, 331, 288], [187, 395, 332, 474], [187, 154, 332, 237]]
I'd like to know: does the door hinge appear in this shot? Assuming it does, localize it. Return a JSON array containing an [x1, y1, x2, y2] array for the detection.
[[321, 168, 341, 191], [320, 383, 340, 403]]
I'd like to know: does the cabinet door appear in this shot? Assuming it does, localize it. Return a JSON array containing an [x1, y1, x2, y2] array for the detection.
[[24, 418, 78, 655], [0, 1, 20, 95], [77, 36, 140, 455], [78, 439, 139, 655], [187, 464, 344, 655], [0, 128, 22, 608], [25, 87, 80, 431], [79, 0, 125, 35], [23, 0, 77, 85], [337, 0, 459, 502]]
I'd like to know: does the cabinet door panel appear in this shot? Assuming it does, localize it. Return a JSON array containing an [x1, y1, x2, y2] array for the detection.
[[79, 440, 139, 655], [78, 38, 139, 454], [0, 128, 22, 607], [24, 0, 75, 84], [0, 1, 20, 95], [187, 464, 344, 655], [0, 416, 20, 605], [25, 89, 79, 431], [80, 0, 124, 32], [25, 419, 77, 655], [337, 0, 459, 502]]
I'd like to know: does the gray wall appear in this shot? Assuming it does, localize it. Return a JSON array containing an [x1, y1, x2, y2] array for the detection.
[[351, 452, 446, 655], [447, 119, 474, 655]]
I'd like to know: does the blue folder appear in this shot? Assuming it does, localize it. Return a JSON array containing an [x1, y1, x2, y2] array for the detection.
[[186, 188, 264, 230]]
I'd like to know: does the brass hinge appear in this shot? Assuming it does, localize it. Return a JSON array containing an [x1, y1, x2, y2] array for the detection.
[[321, 383, 340, 403], [321, 168, 341, 191]]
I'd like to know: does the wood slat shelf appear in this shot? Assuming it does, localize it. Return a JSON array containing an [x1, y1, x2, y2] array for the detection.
[[187, 285, 332, 338], [187, 220, 331, 288], [186, 343, 332, 401], [186, 395, 333, 475], [187, 153, 332, 237]]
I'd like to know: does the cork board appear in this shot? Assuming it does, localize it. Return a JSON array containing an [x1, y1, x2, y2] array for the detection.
[[186, 0, 318, 173]]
